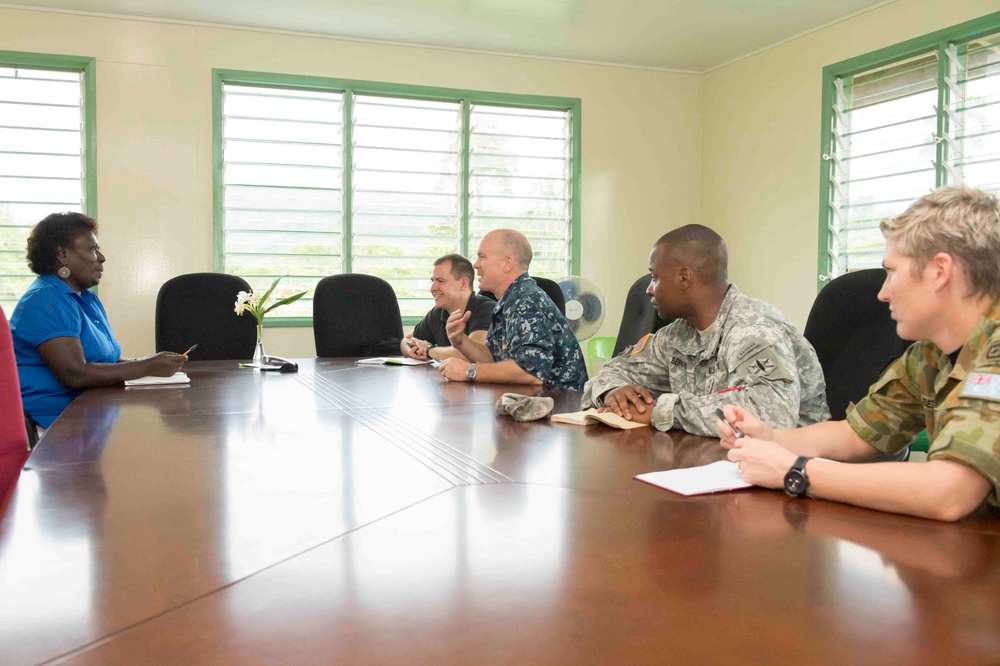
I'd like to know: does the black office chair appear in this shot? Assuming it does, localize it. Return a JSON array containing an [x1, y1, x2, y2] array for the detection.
[[314, 274, 404, 357], [804, 269, 912, 420], [804, 268, 913, 460], [612, 274, 672, 356], [534, 277, 566, 316], [155, 273, 258, 360], [480, 275, 566, 316]]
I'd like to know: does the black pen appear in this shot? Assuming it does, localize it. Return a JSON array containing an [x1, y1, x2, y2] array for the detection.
[[714, 408, 745, 439], [182, 344, 198, 357]]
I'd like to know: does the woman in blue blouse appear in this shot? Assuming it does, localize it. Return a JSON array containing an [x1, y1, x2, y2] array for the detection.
[[11, 212, 187, 429]]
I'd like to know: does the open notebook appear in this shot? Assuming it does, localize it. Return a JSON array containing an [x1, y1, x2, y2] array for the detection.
[[124, 372, 190, 387], [635, 461, 752, 496], [550, 408, 648, 430]]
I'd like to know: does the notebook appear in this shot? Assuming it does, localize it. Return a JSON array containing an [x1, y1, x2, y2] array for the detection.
[[124, 372, 190, 387], [356, 357, 431, 366], [635, 460, 752, 496], [549, 408, 648, 429]]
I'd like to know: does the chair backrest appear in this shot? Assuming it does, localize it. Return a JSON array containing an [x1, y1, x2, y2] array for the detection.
[[587, 336, 616, 375], [534, 277, 566, 316], [612, 274, 672, 356], [803, 268, 912, 421], [479, 275, 566, 315], [0, 306, 29, 504], [313, 274, 404, 357], [155, 273, 258, 360]]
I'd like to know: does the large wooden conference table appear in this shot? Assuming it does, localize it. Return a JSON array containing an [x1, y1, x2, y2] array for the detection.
[[2, 359, 1000, 665]]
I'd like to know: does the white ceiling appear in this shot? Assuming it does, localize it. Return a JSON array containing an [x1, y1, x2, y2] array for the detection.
[[5, 0, 896, 72]]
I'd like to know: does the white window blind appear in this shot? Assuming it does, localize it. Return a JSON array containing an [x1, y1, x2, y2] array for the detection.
[[943, 32, 1000, 193], [826, 53, 940, 275], [0, 66, 86, 314], [221, 84, 343, 318], [822, 24, 1000, 281], [352, 95, 461, 318], [468, 105, 572, 279], [218, 77, 578, 323]]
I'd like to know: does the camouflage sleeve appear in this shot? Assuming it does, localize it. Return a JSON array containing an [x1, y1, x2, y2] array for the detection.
[[651, 329, 812, 436], [845, 346, 926, 455], [580, 332, 672, 409], [926, 339, 1000, 505]]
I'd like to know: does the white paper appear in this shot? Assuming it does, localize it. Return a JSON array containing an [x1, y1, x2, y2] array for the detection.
[[124, 372, 190, 387], [635, 460, 752, 496], [355, 357, 430, 366]]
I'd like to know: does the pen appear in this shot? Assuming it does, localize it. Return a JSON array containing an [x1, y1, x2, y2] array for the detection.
[[714, 408, 745, 439], [182, 344, 198, 357]]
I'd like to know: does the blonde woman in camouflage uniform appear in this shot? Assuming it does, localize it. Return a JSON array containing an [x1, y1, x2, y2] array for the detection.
[[582, 224, 829, 435], [721, 185, 1000, 521]]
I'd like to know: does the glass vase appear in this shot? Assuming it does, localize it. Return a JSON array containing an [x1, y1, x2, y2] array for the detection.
[[253, 321, 265, 365]]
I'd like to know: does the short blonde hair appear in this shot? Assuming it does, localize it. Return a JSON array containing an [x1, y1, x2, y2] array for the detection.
[[880, 185, 1000, 300]]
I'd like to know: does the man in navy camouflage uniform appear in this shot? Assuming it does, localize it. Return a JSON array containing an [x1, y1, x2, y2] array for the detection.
[[438, 229, 587, 391], [721, 185, 1000, 521]]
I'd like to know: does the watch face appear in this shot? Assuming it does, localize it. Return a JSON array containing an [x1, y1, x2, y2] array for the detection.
[[784, 471, 807, 496]]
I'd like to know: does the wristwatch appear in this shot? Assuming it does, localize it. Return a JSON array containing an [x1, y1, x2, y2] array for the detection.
[[784, 456, 812, 497], [466, 363, 478, 382]]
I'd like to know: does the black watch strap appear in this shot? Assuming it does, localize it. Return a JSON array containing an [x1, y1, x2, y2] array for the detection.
[[784, 456, 812, 498]]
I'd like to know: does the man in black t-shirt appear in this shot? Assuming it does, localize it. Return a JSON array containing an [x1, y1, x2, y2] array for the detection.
[[400, 254, 495, 362]]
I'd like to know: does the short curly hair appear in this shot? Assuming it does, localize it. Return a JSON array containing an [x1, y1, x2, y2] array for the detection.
[[26, 212, 99, 276]]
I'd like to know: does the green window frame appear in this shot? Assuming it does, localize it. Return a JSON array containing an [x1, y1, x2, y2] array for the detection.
[[817, 10, 1000, 287], [213, 69, 582, 327], [0, 51, 96, 313]]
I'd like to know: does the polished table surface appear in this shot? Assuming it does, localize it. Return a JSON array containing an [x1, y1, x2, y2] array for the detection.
[[2, 359, 999, 665]]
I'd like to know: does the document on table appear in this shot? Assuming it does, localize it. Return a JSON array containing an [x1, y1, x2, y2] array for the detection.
[[635, 460, 752, 496], [124, 372, 190, 387], [550, 408, 648, 429], [356, 357, 430, 366]]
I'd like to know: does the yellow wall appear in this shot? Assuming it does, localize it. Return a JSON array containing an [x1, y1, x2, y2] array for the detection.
[[5, 0, 998, 356], [0, 6, 702, 356], [702, 0, 1000, 328]]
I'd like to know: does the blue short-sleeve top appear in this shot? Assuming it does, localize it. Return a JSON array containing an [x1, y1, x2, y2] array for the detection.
[[11, 274, 121, 428]]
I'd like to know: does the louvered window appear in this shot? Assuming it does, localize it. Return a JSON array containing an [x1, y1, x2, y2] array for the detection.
[[946, 32, 1000, 194], [216, 72, 580, 323], [468, 105, 572, 279], [351, 96, 462, 318], [220, 85, 343, 319], [819, 16, 1000, 281], [0, 54, 93, 314]]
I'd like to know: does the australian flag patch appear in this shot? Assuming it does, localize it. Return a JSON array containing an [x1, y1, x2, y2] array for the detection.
[[961, 372, 1000, 403]]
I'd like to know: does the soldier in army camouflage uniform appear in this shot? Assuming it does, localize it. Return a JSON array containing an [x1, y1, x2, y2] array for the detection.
[[438, 229, 587, 391], [582, 224, 829, 436], [721, 185, 1000, 521]]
